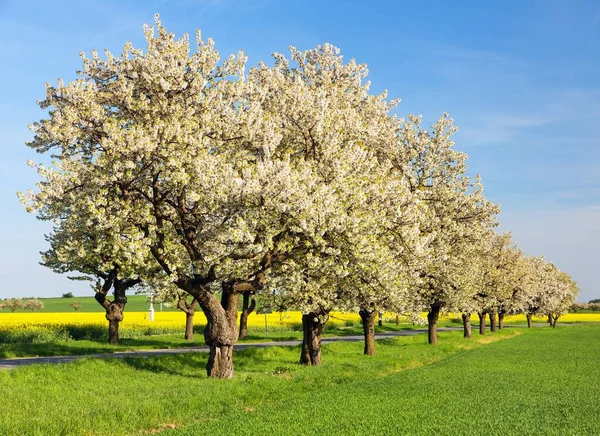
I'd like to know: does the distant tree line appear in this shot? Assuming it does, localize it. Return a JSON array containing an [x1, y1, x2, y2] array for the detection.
[[0, 298, 44, 312]]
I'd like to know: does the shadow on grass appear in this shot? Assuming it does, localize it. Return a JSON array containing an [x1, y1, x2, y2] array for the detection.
[[122, 353, 208, 378], [0, 336, 205, 358], [0, 343, 113, 358], [120, 342, 303, 378]]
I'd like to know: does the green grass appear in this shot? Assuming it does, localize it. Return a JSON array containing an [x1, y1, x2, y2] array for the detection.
[[1, 326, 598, 435], [0, 319, 458, 358]]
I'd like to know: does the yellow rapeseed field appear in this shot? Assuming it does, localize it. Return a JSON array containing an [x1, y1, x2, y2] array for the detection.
[[0, 310, 362, 330], [1, 311, 598, 332]]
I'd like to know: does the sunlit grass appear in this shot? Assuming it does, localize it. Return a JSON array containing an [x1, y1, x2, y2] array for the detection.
[[1, 327, 599, 435], [0, 329, 520, 435]]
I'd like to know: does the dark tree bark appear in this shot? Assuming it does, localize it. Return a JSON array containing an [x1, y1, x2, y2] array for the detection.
[[498, 311, 505, 330], [300, 313, 325, 365], [94, 271, 139, 345], [197, 282, 239, 378], [177, 297, 199, 341], [526, 313, 533, 328], [185, 312, 195, 340], [105, 301, 125, 345], [489, 310, 497, 333], [462, 313, 472, 339], [395, 314, 400, 325], [427, 303, 441, 345], [359, 308, 377, 355], [174, 265, 266, 378], [551, 314, 559, 328], [547, 313, 552, 325], [478, 312, 487, 335], [238, 292, 256, 340], [378, 312, 383, 327]]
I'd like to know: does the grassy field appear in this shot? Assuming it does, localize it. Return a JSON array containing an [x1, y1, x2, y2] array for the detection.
[[0, 326, 599, 435], [0, 295, 175, 313]]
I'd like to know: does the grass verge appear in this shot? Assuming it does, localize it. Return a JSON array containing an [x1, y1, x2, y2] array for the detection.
[[0, 328, 524, 435]]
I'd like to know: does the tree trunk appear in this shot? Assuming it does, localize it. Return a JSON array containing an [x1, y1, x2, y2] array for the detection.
[[478, 312, 487, 335], [427, 303, 441, 345], [185, 311, 195, 341], [195, 283, 239, 378], [238, 292, 256, 340], [462, 313, 472, 339], [359, 308, 377, 356], [395, 314, 400, 325], [526, 313, 533, 328], [207, 344, 234, 378], [177, 297, 198, 341], [547, 313, 552, 325], [95, 280, 127, 346], [108, 318, 120, 345], [498, 312, 505, 330], [378, 312, 383, 327], [489, 310, 497, 333], [106, 302, 125, 345], [300, 313, 325, 365], [551, 314, 559, 328]]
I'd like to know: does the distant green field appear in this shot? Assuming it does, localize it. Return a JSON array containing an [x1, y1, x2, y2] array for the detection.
[[0, 295, 178, 313]]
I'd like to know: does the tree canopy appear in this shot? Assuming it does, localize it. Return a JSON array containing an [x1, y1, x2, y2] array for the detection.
[[20, 16, 579, 376]]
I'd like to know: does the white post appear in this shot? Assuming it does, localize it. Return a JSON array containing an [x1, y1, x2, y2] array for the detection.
[[264, 312, 268, 338], [149, 294, 155, 321]]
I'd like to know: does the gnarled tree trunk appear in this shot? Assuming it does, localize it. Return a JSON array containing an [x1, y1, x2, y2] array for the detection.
[[192, 282, 240, 379], [489, 310, 497, 333], [462, 313, 472, 339], [547, 313, 552, 325], [238, 292, 256, 340], [498, 311, 505, 330], [94, 273, 138, 346], [427, 302, 441, 345], [185, 312, 195, 341], [106, 301, 125, 345], [177, 297, 199, 341], [359, 308, 377, 355], [300, 313, 325, 365], [526, 313, 533, 328], [185, 270, 265, 379], [551, 314, 559, 328], [478, 311, 487, 335]]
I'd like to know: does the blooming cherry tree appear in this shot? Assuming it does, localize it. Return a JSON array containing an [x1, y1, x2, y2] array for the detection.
[[390, 114, 499, 344]]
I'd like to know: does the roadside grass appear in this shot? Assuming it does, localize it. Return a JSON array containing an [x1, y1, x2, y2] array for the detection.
[[0, 329, 524, 435], [0, 321, 445, 358]]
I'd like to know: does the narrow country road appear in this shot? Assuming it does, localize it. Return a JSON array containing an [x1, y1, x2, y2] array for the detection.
[[0, 327, 468, 370]]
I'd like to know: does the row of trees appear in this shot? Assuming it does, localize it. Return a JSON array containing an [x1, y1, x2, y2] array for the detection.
[[20, 17, 578, 378], [0, 298, 44, 312], [570, 302, 600, 312]]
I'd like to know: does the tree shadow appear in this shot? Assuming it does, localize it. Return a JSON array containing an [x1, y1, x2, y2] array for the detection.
[[121, 352, 208, 378], [0, 343, 116, 358]]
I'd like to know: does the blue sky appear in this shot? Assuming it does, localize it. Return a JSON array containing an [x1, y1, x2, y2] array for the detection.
[[0, 0, 598, 301]]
